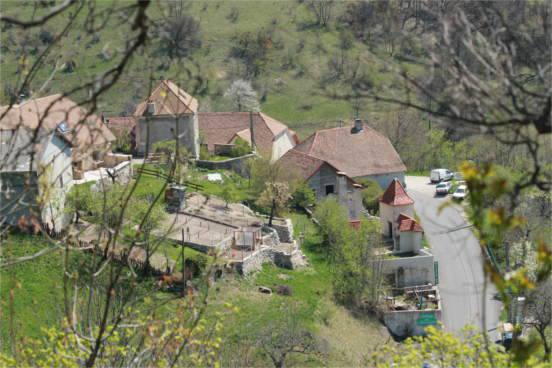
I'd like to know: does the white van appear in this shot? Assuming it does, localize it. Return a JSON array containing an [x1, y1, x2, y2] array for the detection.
[[430, 168, 453, 183]]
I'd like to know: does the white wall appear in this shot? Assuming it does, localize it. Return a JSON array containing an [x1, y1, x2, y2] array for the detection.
[[271, 130, 295, 161], [380, 202, 414, 238], [39, 133, 73, 230], [398, 231, 422, 253]]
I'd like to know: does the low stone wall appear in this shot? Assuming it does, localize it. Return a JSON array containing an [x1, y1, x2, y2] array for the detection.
[[383, 309, 442, 337], [166, 235, 233, 254], [195, 153, 256, 176], [258, 217, 293, 243], [104, 153, 132, 168], [237, 242, 306, 275], [109, 160, 133, 184]]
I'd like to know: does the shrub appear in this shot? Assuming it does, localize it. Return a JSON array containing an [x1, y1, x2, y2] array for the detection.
[[358, 179, 383, 214], [290, 182, 316, 209], [229, 137, 251, 157]]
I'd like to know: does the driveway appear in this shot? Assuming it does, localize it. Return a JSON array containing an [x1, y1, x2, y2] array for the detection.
[[405, 176, 502, 338]]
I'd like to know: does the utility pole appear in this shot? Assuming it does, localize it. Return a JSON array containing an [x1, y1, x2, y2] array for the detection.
[[249, 111, 256, 152], [428, 96, 432, 130], [181, 228, 186, 297]]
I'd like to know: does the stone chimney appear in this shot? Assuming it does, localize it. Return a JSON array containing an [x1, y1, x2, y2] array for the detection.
[[353, 118, 363, 133]]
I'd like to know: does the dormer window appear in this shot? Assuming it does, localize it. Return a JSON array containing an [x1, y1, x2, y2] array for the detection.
[[56, 121, 69, 134]]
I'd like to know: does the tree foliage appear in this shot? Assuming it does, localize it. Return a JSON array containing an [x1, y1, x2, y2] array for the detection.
[[358, 178, 383, 215], [369, 325, 547, 368], [314, 197, 385, 310], [224, 79, 260, 112], [156, 1, 201, 59], [290, 182, 316, 210]]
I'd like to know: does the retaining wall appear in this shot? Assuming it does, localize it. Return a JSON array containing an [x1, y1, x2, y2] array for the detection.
[[383, 308, 442, 337], [236, 243, 305, 275], [195, 153, 256, 176]]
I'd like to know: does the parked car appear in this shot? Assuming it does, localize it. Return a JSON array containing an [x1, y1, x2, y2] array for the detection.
[[430, 168, 454, 183], [453, 172, 464, 180], [435, 182, 452, 196], [452, 185, 468, 201]]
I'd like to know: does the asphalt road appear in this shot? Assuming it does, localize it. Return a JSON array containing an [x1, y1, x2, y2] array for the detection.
[[405, 176, 502, 338]]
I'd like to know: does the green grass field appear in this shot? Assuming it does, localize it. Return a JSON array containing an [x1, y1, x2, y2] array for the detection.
[[0, 235, 83, 351], [0, 212, 388, 365], [0, 1, 411, 139]]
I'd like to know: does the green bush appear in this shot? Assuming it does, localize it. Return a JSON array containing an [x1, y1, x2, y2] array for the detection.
[[229, 137, 251, 157], [290, 182, 316, 209], [358, 179, 383, 215]]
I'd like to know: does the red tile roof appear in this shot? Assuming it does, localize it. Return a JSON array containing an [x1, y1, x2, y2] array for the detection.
[[397, 213, 423, 232], [292, 123, 406, 177], [198, 112, 291, 157], [0, 94, 115, 151], [105, 116, 136, 136], [134, 80, 198, 116], [380, 178, 414, 206], [277, 148, 326, 180]]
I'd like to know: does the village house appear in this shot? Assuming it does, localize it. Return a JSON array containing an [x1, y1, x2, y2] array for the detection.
[[379, 178, 435, 287], [134, 80, 200, 158], [0, 94, 116, 230], [0, 124, 73, 231], [0, 94, 116, 176], [277, 148, 364, 219], [278, 119, 406, 218], [279, 118, 407, 191], [377, 178, 441, 337], [198, 112, 298, 161]]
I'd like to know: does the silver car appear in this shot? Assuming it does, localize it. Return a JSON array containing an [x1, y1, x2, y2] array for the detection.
[[435, 182, 452, 195]]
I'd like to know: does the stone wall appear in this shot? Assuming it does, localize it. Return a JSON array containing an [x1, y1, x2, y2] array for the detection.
[[109, 160, 133, 184], [382, 248, 436, 287], [237, 243, 306, 275], [103, 153, 132, 168], [383, 309, 442, 337], [260, 218, 293, 243], [136, 114, 199, 158], [195, 153, 256, 176]]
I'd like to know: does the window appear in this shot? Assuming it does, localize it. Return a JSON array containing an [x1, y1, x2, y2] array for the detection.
[[325, 184, 335, 195]]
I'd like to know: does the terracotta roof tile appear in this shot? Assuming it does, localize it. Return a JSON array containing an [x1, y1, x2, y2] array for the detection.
[[105, 116, 136, 135], [0, 94, 115, 153], [397, 213, 423, 232], [134, 80, 198, 116], [277, 149, 326, 180], [380, 178, 414, 206], [292, 123, 406, 177], [198, 112, 291, 158]]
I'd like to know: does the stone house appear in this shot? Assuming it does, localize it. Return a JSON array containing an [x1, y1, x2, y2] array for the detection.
[[0, 125, 73, 230], [0, 94, 116, 177], [198, 112, 298, 161], [134, 80, 200, 158], [279, 119, 407, 191], [277, 148, 364, 219]]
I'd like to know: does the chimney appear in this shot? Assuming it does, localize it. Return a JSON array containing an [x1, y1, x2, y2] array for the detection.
[[353, 118, 363, 133], [146, 102, 155, 115]]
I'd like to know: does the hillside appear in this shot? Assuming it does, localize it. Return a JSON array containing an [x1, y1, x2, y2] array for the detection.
[[0, 1, 411, 138]]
